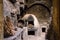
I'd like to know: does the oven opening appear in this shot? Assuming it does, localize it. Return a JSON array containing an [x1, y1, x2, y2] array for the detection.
[[28, 31, 35, 35], [28, 21, 34, 25]]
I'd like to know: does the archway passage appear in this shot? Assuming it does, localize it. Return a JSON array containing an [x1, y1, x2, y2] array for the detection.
[[22, 14, 41, 37], [22, 14, 40, 28], [21, 3, 52, 40]]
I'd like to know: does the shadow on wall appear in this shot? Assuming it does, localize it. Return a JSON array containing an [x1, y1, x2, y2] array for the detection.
[[46, 22, 57, 40]]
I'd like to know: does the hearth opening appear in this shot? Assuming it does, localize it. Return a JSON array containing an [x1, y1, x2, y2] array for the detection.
[[28, 31, 35, 35]]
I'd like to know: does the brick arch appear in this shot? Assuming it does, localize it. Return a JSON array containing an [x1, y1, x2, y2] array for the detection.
[[23, 3, 51, 17]]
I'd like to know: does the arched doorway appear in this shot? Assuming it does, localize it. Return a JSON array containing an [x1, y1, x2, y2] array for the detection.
[[22, 14, 40, 36], [22, 14, 40, 28]]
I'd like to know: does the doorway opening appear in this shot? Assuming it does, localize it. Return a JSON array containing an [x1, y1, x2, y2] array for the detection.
[[42, 28, 46, 32]]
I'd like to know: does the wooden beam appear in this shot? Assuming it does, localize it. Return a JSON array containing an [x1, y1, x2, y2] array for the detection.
[[0, 3, 4, 40], [0, 0, 2, 3], [53, 0, 60, 40]]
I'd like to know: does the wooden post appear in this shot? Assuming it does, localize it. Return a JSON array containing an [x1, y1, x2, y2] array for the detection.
[[0, 0, 4, 40], [53, 0, 60, 40]]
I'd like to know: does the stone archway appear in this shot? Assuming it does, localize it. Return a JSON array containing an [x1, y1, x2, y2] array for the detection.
[[22, 14, 40, 28]]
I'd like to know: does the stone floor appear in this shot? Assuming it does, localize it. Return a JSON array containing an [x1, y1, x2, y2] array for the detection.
[[23, 33, 46, 40], [26, 35, 46, 40]]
